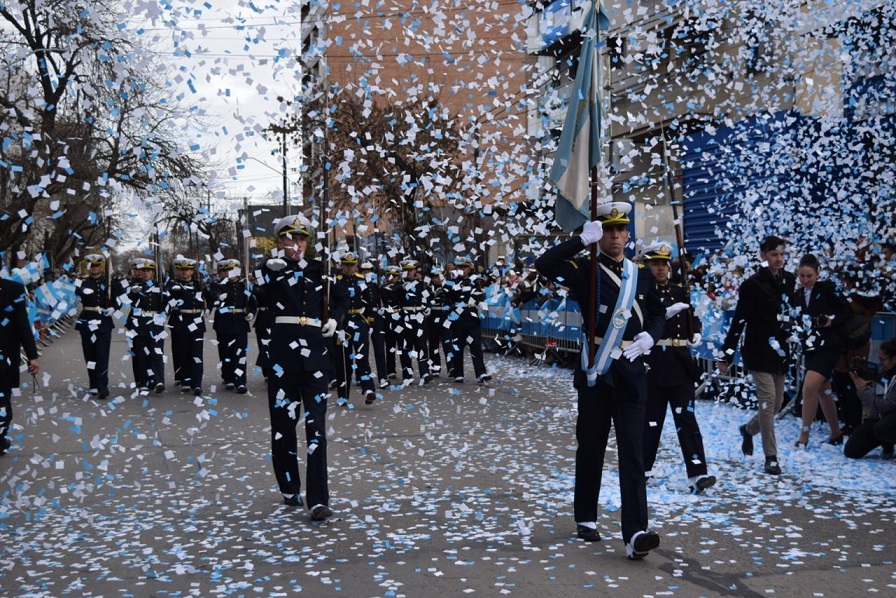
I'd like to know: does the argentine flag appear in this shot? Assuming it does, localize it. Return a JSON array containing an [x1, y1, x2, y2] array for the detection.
[[549, 1, 609, 233]]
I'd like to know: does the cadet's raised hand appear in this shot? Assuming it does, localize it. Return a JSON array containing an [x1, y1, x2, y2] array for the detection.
[[579, 220, 603, 246]]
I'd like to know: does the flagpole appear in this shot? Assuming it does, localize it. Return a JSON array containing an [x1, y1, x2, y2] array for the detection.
[[587, 165, 599, 369], [587, 2, 603, 370]]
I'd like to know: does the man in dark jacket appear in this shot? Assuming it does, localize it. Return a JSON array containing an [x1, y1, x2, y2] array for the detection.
[[535, 201, 666, 560], [641, 243, 715, 493], [258, 215, 348, 521], [717, 235, 796, 475], [1, 278, 40, 455]]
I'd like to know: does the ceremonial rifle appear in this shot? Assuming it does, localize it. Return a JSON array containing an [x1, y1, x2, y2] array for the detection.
[[659, 124, 694, 338]]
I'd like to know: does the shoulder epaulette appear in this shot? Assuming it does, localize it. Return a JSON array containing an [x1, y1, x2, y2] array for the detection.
[[568, 259, 578, 269]]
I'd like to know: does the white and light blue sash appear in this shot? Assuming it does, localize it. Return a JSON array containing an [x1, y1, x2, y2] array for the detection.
[[582, 258, 638, 386]]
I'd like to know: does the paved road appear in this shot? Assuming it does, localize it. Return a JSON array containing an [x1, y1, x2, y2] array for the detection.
[[1, 325, 894, 597]]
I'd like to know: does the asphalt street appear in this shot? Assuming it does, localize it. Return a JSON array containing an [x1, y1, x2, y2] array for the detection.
[[1, 325, 894, 597]]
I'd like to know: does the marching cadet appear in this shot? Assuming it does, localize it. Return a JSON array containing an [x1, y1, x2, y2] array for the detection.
[[398, 259, 432, 385], [380, 264, 403, 383], [165, 256, 206, 396], [535, 201, 666, 560], [124, 257, 167, 393], [334, 252, 377, 406], [258, 215, 349, 521], [426, 266, 450, 377], [208, 258, 255, 394], [360, 261, 388, 388], [75, 253, 115, 399], [445, 257, 490, 383], [640, 243, 716, 494]]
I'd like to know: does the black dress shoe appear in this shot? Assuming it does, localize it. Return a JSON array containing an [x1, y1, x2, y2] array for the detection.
[[283, 493, 303, 507], [193, 387, 203, 396], [236, 385, 247, 394], [98, 389, 110, 400], [576, 525, 601, 542], [626, 530, 660, 560], [154, 383, 165, 394], [310, 505, 333, 521], [764, 456, 782, 475], [739, 424, 753, 456], [0, 436, 11, 456], [827, 433, 844, 446], [364, 391, 376, 405], [690, 475, 717, 493]]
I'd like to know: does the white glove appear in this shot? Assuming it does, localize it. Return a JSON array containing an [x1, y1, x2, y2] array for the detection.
[[102, 307, 115, 317], [321, 318, 338, 337], [266, 258, 287, 271], [622, 331, 655, 361], [687, 333, 702, 348], [579, 220, 603, 246], [665, 302, 690, 319]]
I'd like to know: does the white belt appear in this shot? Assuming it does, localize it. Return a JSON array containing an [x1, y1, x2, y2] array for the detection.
[[275, 316, 321, 327], [223, 308, 246, 313], [135, 311, 159, 316], [176, 308, 203, 314], [82, 306, 102, 312], [403, 306, 425, 312], [656, 339, 688, 347], [431, 306, 448, 311]]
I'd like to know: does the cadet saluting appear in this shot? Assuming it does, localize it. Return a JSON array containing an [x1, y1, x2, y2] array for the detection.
[[75, 253, 116, 399], [535, 202, 666, 560], [257, 216, 348, 521]]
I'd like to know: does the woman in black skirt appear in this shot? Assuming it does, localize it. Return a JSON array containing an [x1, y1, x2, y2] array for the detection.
[[793, 254, 851, 447]]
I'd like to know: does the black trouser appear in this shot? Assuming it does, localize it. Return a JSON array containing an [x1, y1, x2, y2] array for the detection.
[[427, 312, 448, 372], [336, 315, 375, 400], [267, 370, 330, 507], [574, 375, 649, 544], [131, 333, 165, 388], [217, 332, 248, 386], [172, 331, 204, 389], [844, 412, 896, 458], [255, 326, 273, 379], [644, 382, 709, 479], [447, 313, 486, 379], [80, 328, 111, 393], [370, 314, 387, 382], [832, 370, 863, 432], [384, 311, 400, 378], [0, 385, 12, 440], [399, 312, 430, 380]]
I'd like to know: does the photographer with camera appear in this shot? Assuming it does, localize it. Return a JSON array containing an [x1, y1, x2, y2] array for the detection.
[[792, 254, 852, 448], [844, 338, 896, 459]]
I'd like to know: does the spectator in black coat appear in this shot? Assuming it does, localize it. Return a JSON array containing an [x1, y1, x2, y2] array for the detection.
[[791, 254, 851, 448], [717, 236, 796, 475], [0, 278, 40, 455]]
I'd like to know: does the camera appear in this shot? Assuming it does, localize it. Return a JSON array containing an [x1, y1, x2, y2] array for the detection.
[[813, 315, 830, 328], [850, 357, 880, 381]]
